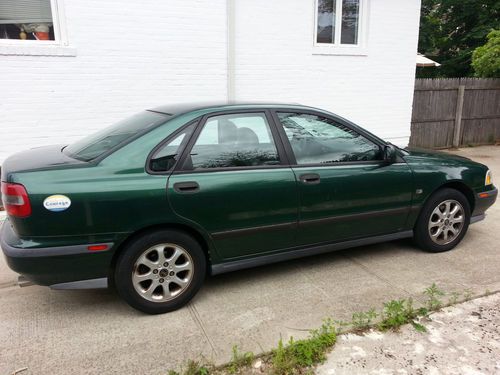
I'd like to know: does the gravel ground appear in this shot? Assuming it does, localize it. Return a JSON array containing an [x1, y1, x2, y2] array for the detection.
[[316, 293, 500, 375]]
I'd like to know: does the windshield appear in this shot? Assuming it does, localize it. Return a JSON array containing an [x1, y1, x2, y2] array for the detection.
[[63, 111, 170, 161]]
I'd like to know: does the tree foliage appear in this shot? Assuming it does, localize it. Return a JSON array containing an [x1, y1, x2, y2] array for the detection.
[[472, 30, 500, 78], [417, 0, 500, 78]]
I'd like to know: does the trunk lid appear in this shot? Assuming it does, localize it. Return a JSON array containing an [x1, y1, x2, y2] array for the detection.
[[1, 145, 84, 182]]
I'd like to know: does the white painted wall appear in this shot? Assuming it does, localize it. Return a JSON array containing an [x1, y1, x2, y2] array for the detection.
[[0, 0, 420, 164]]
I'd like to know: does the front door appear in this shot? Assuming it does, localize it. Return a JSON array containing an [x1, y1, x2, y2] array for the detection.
[[167, 111, 298, 260], [274, 111, 413, 246]]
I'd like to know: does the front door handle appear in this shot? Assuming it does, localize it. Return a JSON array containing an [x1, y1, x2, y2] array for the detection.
[[173, 181, 200, 194], [299, 173, 321, 185]]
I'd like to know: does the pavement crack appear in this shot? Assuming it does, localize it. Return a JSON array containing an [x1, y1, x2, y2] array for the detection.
[[188, 302, 218, 357]]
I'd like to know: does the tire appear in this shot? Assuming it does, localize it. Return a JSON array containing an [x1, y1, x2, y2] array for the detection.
[[414, 188, 471, 253], [114, 229, 206, 314]]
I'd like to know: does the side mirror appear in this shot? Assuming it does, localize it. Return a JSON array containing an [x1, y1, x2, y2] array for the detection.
[[383, 144, 397, 164]]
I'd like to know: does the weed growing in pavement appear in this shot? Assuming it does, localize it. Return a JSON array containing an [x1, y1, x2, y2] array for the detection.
[[448, 291, 461, 305], [351, 308, 378, 331], [167, 360, 210, 375], [377, 299, 413, 331], [228, 345, 254, 374], [423, 283, 445, 310], [463, 288, 473, 301], [272, 319, 337, 375]]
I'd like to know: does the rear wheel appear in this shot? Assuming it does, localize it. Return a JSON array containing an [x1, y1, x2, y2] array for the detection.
[[414, 188, 471, 252], [114, 230, 206, 314]]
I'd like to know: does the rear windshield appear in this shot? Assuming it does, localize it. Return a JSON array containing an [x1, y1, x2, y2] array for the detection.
[[63, 111, 170, 161]]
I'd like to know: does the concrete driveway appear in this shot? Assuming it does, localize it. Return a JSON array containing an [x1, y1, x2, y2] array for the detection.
[[1, 146, 499, 375]]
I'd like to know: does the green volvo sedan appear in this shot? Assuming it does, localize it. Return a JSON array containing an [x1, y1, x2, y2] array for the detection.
[[1, 103, 497, 314]]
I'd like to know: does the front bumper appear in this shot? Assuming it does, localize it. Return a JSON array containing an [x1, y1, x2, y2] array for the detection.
[[473, 187, 497, 217], [1, 220, 113, 287]]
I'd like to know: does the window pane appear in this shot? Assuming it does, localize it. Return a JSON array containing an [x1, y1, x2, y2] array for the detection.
[[341, 0, 359, 44], [186, 113, 280, 169], [317, 0, 336, 44], [64, 111, 170, 162], [277, 112, 381, 164], [0, 0, 55, 41], [149, 124, 195, 172]]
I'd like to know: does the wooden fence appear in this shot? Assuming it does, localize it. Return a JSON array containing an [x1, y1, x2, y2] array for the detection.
[[409, 78, 500, 149]]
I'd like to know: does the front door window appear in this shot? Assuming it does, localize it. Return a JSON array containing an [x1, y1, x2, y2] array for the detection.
[[277, 112, 382, 164]]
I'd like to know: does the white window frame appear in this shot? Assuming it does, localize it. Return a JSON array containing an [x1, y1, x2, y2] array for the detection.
[[313, 0, 369, 56], [0, 0, 75, 56]]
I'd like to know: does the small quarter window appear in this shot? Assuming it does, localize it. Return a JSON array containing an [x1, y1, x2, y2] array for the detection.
[[277, 112, 382, 164], [149, 124, 196, 172], [184, 113, 280, 170]]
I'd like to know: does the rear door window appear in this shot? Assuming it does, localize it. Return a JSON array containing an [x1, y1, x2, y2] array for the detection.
[[183, 113, 281, 170]]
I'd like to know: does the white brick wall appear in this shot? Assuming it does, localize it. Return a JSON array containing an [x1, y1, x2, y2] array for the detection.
[[0, 0, 420, 164], [233, 0, 421, 144]]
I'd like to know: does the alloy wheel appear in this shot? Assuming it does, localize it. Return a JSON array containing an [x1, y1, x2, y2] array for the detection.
[[427, 199, 465, 245], [132, 243, 194, 302]]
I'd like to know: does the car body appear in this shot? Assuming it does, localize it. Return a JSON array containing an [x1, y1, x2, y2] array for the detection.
[[1, 103, 497, 313]]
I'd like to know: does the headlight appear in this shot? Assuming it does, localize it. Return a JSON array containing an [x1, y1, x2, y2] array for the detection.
[[485, 170, 493, 186]]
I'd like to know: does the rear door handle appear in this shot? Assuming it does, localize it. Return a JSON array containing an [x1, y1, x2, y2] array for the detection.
[[299, 173, 320, 185], [173, 181, 200, 194]]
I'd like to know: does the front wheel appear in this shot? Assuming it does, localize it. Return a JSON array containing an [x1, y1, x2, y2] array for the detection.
[[114, 230, 206, 314], [414, 188, 471, 253]]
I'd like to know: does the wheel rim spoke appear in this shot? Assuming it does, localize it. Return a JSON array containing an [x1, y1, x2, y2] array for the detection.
[[167, 247, 183, 263], [143, 280, 160, 299], [431, 227, 443, 238], [155, 247, 168, 264], [137, 254, 158, 270], [133, 271, 153, 283], [174, 261, 192, 272], [173, 276, 189, 286], [132, 242, 194, 303]]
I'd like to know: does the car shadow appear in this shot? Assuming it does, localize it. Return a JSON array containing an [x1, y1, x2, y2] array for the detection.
[[203, 238, 418, 289], [39, 238, 418, 315]]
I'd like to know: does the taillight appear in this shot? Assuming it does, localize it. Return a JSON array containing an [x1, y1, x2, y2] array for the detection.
[[1, 182, 32, 218]]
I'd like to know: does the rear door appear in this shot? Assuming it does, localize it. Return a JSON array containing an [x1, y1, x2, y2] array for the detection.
[[273, 110, 414, 246], [167, 110, 298, 260]]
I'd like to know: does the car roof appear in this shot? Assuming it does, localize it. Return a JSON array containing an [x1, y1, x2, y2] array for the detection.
[[148, 102, 320, 116]]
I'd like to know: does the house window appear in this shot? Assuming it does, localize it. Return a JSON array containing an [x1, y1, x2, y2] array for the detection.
[[316, 0, 362, 46], [0, 0, 72, 55], [1, 0, 55, 41]]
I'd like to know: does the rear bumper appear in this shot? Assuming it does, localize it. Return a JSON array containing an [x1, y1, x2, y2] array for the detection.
[[1, 220, 113, 287]]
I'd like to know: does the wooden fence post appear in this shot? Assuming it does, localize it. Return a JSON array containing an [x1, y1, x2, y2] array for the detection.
[[452, 85, 465, 148]]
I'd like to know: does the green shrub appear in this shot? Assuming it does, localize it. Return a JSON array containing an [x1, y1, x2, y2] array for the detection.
[[472, 30, 500, 78]]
